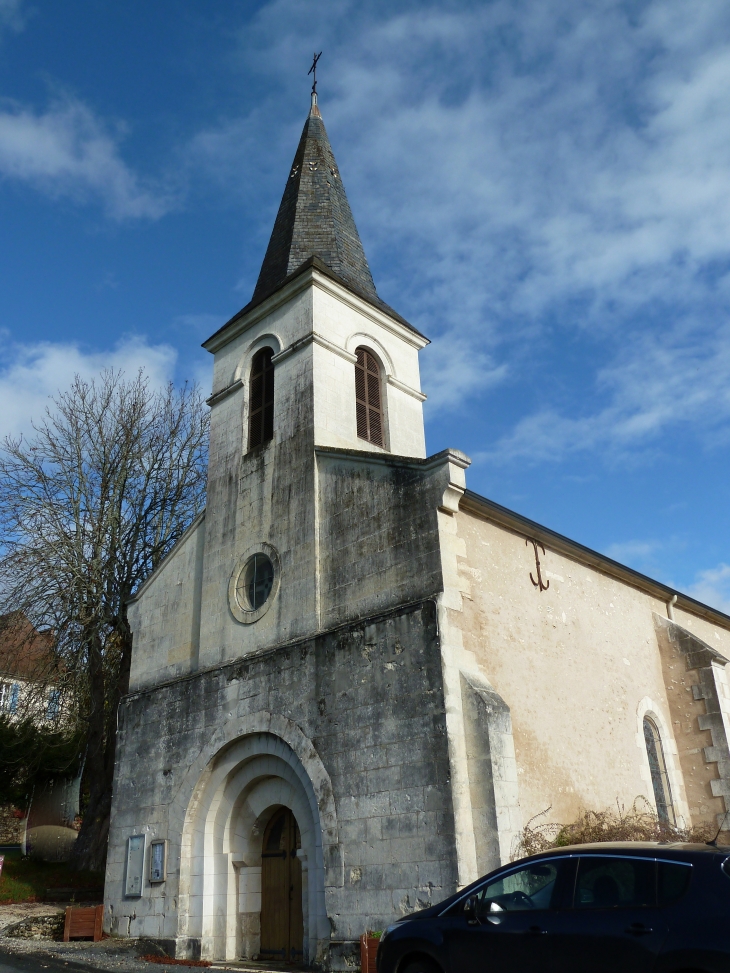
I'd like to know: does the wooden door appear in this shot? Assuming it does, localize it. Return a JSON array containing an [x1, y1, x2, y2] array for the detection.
[[260, 808, 303, 963]]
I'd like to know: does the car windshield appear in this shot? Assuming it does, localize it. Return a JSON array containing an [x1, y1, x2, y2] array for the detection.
[[473, 861, 560, 914]]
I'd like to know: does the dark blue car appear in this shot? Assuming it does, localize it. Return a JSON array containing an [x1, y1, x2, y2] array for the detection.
[[376, 842, 730, 973]]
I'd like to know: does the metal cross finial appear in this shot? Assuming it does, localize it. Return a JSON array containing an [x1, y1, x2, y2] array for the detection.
[[308, 51, 322, 95]]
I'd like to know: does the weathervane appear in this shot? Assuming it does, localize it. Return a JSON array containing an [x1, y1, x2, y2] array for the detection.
[[308, 52, 322, 95]]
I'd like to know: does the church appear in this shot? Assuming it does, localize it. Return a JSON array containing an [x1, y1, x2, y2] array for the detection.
[[104, 90, 730, 970]]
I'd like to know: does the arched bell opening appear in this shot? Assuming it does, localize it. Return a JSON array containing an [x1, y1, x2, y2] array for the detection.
[[178, 732, 327, 963]]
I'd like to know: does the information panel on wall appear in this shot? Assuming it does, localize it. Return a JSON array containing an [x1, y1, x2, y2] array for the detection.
[[125, 834, 145, 897], [150, 839, 166, 883]]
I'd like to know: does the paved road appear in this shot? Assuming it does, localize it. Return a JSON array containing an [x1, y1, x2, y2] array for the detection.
[[0, 948, 307, 973], [0, 950, 102, 973]]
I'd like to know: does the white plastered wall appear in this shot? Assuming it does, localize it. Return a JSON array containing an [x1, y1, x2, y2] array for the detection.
[[311, 274, 427, 458], [453, 508, 700, 832]]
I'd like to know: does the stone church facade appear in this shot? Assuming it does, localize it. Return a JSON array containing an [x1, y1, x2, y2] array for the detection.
[[104, 93, 730, 969]]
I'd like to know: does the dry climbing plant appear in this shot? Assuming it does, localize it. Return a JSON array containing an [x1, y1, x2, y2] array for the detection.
[[512, 797, 722, 861]]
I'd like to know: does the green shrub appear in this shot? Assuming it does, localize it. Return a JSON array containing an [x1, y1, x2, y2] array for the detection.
[[0, 857, 102, 904]]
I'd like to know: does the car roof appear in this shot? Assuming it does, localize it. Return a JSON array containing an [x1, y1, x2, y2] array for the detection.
[[527, 841, 728, 859]]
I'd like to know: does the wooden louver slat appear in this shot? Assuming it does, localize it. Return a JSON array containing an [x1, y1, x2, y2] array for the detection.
[[355, 347, 384, 447], [249, 348, 275, 449]]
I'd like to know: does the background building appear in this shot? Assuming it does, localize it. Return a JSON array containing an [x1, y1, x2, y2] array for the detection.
[[0, 613, 80, 862]]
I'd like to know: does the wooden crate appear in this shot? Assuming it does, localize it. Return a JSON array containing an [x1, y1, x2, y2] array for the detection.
[[359, 933, 378, 973], [63, 904, 104, 942]]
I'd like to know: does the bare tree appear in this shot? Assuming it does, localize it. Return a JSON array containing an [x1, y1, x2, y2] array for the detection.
[[0, 370, 208, 871]]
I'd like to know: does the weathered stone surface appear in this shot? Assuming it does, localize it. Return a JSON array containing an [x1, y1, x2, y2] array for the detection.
[[107, 601, 457, 964]]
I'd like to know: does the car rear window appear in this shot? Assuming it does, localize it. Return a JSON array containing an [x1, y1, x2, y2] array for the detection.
[[657, 861, 691, 905]]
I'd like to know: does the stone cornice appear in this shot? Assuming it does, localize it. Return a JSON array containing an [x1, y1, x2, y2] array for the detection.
[[203, 256, 428, 355], [386, 374, 427, 402], [272, 331, 357, 366], [126, 510, 206, 605], [310, 270, 429, 351], [315, 445, 471, 472], [205, 378, 243, 407], [125, 597, 437, 700]]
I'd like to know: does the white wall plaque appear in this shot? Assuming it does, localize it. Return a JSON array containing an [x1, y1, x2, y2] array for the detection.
[[125, 834, 145, 897], [149, 839, 167, 883]]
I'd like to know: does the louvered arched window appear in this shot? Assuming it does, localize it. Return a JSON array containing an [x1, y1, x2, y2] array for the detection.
[[248, 347, 274, 449], [355, 347, 384, 447], [643, 716, 676, 825]]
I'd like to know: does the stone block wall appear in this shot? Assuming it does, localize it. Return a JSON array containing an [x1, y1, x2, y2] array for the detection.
[[316, 449, 454, 631], [106, 599, 458, 967], [654, 614, 730, 829]]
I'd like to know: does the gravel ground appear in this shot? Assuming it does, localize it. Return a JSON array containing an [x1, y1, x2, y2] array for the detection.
[[0, 904, 66, 937], [0, 905, 309, 972]]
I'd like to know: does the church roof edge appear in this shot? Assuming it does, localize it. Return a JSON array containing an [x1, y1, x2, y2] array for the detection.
[[461, 488, 730, 632], [126, 509, 206, 607]]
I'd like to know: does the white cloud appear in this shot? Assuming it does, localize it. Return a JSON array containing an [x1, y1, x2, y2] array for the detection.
[[174, 313, 228, 337], [481, 319, 730, 464], [189, 0, 730, 445], [421, 335, 507, 411], [0, 0, 24, 34], [0, 334, 178, 441], [688, 563, 730, 616], [604, 540, 661, 566], [0, 97, 174, 220]]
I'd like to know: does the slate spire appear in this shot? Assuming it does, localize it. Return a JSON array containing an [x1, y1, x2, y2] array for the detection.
[[252, 93, 379, 305]]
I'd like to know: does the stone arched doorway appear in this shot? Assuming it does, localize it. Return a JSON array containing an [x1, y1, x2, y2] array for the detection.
[[260, 807, 303, 963], [176, 730, 329, 963]]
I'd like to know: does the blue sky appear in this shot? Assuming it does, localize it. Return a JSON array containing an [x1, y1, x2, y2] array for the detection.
[[1, 0, 730, 610]]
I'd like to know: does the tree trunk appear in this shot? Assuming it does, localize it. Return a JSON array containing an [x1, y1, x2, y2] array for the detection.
[[69, 621, 133, 873], [70, 629, 108, 873]]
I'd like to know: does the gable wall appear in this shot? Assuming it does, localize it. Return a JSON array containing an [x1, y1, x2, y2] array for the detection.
[[128, 516, 205, 691]]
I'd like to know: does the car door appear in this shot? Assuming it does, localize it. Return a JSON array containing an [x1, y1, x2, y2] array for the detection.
[[549, 854, 670, 973], [444, 857, 570, 973]]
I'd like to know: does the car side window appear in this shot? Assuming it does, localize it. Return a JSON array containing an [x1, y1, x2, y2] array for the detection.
[[657, 861, 691, 905], [472, 861, 561, 916], [574, 857, 655, 909]]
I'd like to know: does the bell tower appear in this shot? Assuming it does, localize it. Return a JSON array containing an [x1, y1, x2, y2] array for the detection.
[[194, 93, 432, 669], [202, 91, 428, 460]]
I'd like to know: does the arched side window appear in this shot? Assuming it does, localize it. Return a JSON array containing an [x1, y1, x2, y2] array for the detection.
[[354, 347, 384, 447], [249, 347, 274, 449], [643, 716, 676, 825]]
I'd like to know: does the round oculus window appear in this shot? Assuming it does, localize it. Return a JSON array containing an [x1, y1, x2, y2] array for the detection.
[[236, 553, 275, 612], [228, 543, 280, 624]]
